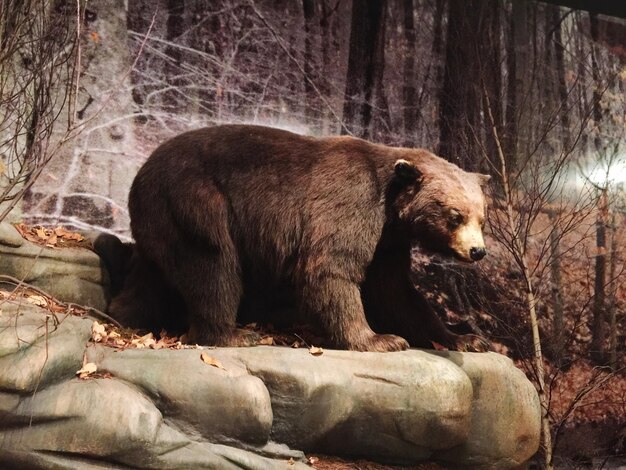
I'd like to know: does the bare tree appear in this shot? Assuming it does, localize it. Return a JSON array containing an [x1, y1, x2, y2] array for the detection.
[[0, 0, 83, 222]]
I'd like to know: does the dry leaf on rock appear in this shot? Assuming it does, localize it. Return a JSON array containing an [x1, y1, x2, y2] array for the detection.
[[53, 226, 84, 241], [258, 336, 274, 345], [309, 346, 324, 356], [200, 351, 226, 370], [13, 223, 87, 248], [46, 233, 58, 246], [76, 362, 97, 379], [131, 332, 154, 348], [91, 321, 106, 342], [26, 295, 47, 307]]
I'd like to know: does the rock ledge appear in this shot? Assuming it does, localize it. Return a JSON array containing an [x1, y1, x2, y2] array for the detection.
[[0, 302, 540, 469]]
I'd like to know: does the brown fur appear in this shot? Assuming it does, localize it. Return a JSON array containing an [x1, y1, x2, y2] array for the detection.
[[109, 125, 490, 352]]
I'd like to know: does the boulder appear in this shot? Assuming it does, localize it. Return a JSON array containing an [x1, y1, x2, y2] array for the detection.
[[0, 302, 306, 470], [0, 221, 110, 310], [0, 300, 541, 469]]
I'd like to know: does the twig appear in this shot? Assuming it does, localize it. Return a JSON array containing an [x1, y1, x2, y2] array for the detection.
[[0, 275, 122, 328]]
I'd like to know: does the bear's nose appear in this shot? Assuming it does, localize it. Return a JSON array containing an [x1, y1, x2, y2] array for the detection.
[[469, 247, 486, 261]]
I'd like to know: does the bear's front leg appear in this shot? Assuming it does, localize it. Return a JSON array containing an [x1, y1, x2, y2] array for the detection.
[[415, 294, 492, 352], [300, 276, 409, 352], [361, 245, 491, 352]]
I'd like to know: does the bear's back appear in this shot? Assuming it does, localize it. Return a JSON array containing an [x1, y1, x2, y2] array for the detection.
[[128, 125, 390, 277]]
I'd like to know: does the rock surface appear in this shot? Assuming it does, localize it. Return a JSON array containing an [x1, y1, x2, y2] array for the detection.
[[0, 221, 110, 310], [0, 300, 541, 469]]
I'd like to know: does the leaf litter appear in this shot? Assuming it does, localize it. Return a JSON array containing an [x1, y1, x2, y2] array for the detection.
[[13, 223, 90, 249]]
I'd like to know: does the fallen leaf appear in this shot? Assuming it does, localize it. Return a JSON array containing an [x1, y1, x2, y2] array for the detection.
[[200, 351, 226, 370], [66, 232, 85, 241], [76, 362, 97, 379], [35, 227, 47, 239], [91, 321, 106, 342], [131, 332, 154, 347], [259, 336, 274, 345], [309, 346, 324, 356], [26, 295, 47, 307]]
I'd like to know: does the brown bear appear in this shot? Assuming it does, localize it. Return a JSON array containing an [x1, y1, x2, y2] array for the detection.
[[109, 124, 491, 352]]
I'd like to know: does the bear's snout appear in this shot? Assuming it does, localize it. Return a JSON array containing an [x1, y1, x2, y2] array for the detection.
[[469, 246, 487, 261]]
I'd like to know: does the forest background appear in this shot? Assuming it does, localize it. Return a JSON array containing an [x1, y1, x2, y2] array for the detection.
[[1, 0, 625, 467]]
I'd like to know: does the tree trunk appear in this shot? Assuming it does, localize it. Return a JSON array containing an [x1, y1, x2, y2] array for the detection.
[[548, 211, 565, 366], [431, 0, 445, 88], [607, 211, 618, 370], [591, 187, 608, 364], [127, 0, 161, 114], [319, 0, 336, 134], [589, 13, 603, 151], [551, 6, 570, 149], [575, 12, 589, 153], [164, 0, 185, 111], [482, 0, 503, 176], [303, 0, 319, 131], [438, 0, 487, 171], [370, 2, 390, 142], [402, 0, 417, 146], [342, 0, 387, 138], [503, 0, 529, 173]]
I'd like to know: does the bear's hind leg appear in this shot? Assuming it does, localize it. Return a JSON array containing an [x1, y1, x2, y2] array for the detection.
[[174, 243, 245, 346], [156, 181, 246, 347]]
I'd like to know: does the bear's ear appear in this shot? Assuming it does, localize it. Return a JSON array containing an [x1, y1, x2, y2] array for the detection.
[[394, 159, 422, 182], [475, 173, 491, 186]]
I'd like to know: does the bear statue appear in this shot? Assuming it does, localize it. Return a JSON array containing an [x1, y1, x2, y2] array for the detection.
[[109, 125, 491, 352]]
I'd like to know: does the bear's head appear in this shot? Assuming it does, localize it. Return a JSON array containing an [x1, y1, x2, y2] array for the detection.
[[391, 152, 490, 263]]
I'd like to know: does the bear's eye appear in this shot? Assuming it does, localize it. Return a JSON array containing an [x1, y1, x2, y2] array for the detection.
[[449, 211, 464, 228]]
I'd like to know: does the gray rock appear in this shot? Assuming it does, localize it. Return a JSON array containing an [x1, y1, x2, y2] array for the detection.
[[0, 221, 110, 310], [86, 346, 274, 447], [0, 301, 541, 469], [209, 347, 474, 461], [433, 351, 541, 469], [0, 302, 91, 393], [0, 221, 23, 247], [0, 303, 307, 470]]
